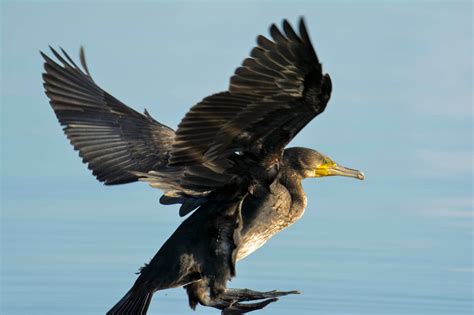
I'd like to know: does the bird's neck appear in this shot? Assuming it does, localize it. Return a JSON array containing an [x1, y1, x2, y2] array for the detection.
[[279, 166, 307, 221]]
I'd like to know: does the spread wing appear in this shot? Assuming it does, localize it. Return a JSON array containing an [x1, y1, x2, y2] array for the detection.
[[168, 18, 332, 180], [42, 47, 175, 185]]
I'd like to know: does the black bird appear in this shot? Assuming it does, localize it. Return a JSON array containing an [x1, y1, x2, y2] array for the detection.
[[42, 18, 364, 314]]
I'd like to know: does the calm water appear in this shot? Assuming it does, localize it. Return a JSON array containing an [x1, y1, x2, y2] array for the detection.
[[2, 175, 472, 314], [1, 2, 472, 315]]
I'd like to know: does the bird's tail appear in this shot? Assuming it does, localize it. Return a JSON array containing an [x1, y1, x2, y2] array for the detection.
[[107, 287, 153, 315]]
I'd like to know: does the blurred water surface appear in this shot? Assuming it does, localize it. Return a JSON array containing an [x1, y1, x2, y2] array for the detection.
[[2, 2, 472, 314]]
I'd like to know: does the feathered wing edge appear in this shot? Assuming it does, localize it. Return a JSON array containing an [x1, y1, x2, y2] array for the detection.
[[168, 18, 331, 177], [42, 46, 175, 185], [43, 47, 238, 216]]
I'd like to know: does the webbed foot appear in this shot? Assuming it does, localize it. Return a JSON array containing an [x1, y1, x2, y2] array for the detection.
[[221, 298, 278, 314], [219, 288, 300, 314], [221, 288, 300, 302]]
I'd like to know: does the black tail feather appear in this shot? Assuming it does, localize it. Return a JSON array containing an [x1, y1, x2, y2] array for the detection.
[[107, 288, 153, 315]]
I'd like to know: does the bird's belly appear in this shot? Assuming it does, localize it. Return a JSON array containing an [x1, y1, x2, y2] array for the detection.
[[235, 212, 304, 261], [235, 232, 272, 261], [235, 197, 304, 261]]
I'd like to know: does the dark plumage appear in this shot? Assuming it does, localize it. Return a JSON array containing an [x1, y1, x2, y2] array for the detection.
[[43, 18, 364, 314]]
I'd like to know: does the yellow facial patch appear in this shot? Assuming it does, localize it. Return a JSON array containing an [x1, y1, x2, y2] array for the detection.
[[314, 158, 336, 177]]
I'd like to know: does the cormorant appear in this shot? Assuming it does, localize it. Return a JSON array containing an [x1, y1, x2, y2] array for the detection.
[[42, 18, 364, 314]]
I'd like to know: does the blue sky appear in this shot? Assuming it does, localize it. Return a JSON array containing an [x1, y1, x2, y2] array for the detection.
[[1, 1, 472, 314]]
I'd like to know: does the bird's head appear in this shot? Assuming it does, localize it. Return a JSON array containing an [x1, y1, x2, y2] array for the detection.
[[283, 147, 365, 180]]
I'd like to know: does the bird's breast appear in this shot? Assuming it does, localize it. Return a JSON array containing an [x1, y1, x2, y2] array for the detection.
[[235, 183, 306, 261]]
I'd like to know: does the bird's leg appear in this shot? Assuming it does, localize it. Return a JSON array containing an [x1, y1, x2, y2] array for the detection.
[[221, 288, 300, 302]]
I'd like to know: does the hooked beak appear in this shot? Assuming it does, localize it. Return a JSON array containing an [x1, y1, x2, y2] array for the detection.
[[327, 164, 365, 180]]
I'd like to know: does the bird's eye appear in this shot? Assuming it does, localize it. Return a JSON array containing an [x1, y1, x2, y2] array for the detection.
[[234, 150, 244, 156]]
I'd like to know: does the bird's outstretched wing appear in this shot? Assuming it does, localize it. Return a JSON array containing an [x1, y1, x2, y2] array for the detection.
[[168, 18, 332, 181], [42, 47, 175, 185]]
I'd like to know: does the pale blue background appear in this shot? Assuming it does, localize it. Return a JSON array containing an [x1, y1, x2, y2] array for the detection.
[[1, 1, 472, 314]]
